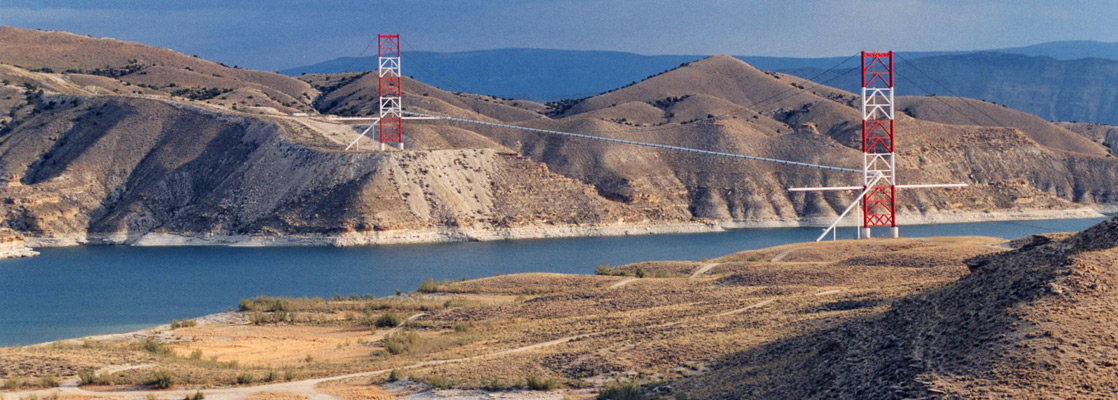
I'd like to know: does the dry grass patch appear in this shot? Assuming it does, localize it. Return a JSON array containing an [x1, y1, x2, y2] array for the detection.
[[244, 391, 309, 400], [167, 325, 376, 367], [316, 384, 394, 400]]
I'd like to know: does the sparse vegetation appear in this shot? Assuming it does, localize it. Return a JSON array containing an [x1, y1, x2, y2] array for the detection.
[[37, 376, 58, 388], [525, 374, 559, 391], [382, 330, 422, 355], [170, 87, 233, 101], [375, 312, 404, 328], [147, 370, 175, 389], [234, 373, 254, 385], [598, 381, 645, 400], [595, 264, 628, 276], [481, 377, 508, 391], [141, 338, 173, 356], [78, 368, 97, 385]]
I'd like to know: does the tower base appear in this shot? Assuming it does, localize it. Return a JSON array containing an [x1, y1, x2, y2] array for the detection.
[[861, 227, 872, 239], [891, 227, 899, 238]]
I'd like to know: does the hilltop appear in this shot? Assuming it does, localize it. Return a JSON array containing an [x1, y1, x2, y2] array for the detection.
[[281, 41, 1118, 124], [0, 26, 1115, 246]]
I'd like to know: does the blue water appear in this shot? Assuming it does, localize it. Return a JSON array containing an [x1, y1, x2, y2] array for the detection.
[[0, 216, 1109, 346]]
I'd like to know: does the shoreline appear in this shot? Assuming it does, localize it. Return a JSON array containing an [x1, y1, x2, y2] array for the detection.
[[18, 207, 1109, 249]]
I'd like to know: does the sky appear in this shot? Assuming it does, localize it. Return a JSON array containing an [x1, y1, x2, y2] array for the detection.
[[1, 0, 1116, 71]]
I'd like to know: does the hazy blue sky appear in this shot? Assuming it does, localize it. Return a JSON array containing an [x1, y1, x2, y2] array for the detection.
[[2, 0, 1116, 71]]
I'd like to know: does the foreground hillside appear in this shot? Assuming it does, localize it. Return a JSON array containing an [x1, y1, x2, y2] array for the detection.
[[4, 217, 1117, 398], [0, 26, 1115, 245], [675, 216, 1118, 399], [0, 233, 1005, 398]]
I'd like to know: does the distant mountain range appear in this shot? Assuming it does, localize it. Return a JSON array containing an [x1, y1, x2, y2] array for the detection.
[[281, 41, 1118, 124]]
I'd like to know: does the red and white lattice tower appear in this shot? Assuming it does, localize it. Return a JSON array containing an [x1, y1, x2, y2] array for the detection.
[[860, 51, 897, 238], [378, 34, 403, 150]]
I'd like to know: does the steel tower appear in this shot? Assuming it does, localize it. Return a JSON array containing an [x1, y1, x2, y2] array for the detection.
[[378, 34, 403, 150], [860, 51, 897, 238]]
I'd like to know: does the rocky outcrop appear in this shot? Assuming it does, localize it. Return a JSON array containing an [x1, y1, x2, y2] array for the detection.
[[0, 228, 37, 259]]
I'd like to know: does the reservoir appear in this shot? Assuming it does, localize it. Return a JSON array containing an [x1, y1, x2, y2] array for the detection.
[[0, 216, 1110, 346]]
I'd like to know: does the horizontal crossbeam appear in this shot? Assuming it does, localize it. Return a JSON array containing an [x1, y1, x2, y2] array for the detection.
[[788, 183, 968, 192]]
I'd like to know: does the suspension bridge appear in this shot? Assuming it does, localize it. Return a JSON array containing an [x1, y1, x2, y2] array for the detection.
[[329, 34, 969, 241]]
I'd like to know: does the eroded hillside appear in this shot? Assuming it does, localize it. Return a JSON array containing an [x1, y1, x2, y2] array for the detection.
[[1, 26, 1115, 244]]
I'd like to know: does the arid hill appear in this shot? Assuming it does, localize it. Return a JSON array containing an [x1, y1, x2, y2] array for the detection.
[[326, 55, 1117, 222], [0, 27, 317, 115], [673, 216, 1118, 399], [0, 26, 1115, 244]]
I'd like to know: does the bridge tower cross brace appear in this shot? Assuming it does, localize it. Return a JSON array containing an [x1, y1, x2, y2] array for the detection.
[[378, 34, 403, 150], [861, 51, 897, 238]]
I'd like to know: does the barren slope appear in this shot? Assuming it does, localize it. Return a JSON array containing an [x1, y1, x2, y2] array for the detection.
[[318, 55, 1116, 222], [0, 27, 318, 114], [0, 96, 655, 244], [675, 216, 1118, 399]]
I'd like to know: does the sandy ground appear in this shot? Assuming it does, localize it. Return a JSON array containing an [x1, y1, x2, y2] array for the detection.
[[167, 325, 380, 367]]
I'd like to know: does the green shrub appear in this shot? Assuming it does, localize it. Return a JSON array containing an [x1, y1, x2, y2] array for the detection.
[[383, 330, 422, 355], [594, 265, 613, 275], [189, 391, 205, 400], [77, 368, 97, 385], [235, 373, 254, 385], [598, 381, 645, 400], [418, 374, 454, 389], [142, 339, 172, 356], [634, 267, 646, 278], [181, 319, 197, 328], [3, 378, 20, 390], [238, 296, 292, 312], [375, 313, 404, 328], [170, 319, 181, 329], [417, 278, 441, 293], [38, 376, 58, 388], [387, 369, 402, 382], [525, 375, 558, 391], [147, 370, 175, 389], [453, 324, 469, 333], [189, 349, 203, 360], [481, 377, 507, 391], [263, 371, 277, 383]]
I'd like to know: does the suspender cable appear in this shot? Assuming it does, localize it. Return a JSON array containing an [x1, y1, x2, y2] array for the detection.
[[406, 111, 858, 173]]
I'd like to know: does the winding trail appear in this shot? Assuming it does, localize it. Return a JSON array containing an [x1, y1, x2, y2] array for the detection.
[[770, 250, 794, 262], [609, 278, 638, 289], [689, 263, 719, 279]]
